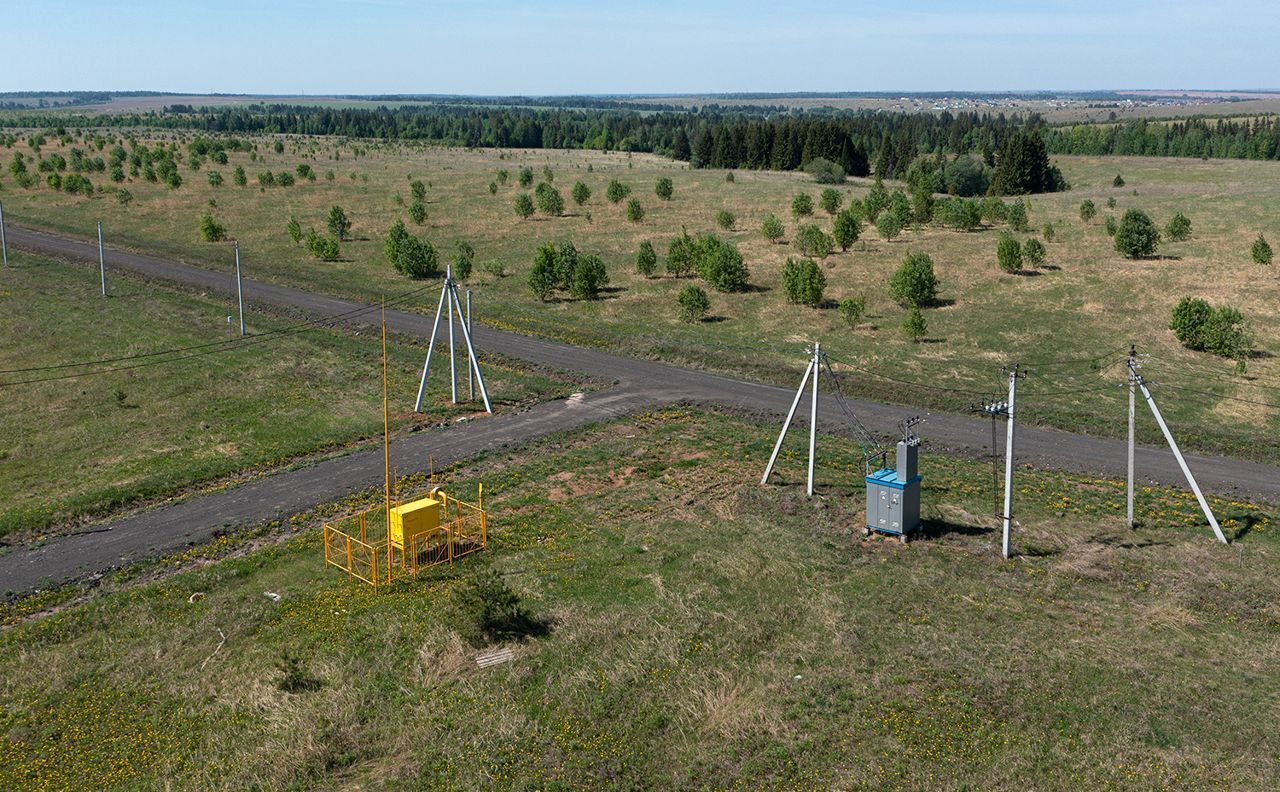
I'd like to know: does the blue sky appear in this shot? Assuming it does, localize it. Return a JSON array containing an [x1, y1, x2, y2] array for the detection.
[[2, 0, 1276, 94]]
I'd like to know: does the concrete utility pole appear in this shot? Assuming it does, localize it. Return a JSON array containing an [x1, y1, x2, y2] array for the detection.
[[234, 242, 245, 336], [0, 201, 8, 268], [447, 265, 457, 403], [1127, 344, 1137, 527], [807, 342, 820, 497], [97, 222, 106, 296], [1001, 363, 1027, 559]]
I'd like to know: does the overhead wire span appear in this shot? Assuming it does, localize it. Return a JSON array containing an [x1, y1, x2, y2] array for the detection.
[[0, 281, 439, 382], [821, 353, 993, 398], [0, 281, 440, 386], [1146, 381, 1280, 411], [1009, 346, 1129, 369]]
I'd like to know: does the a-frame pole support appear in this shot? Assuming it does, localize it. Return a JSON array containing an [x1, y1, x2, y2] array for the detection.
[[413, 272, 493, 415], [762, 343, 819, 494], [1131, 367, 1227, 544]]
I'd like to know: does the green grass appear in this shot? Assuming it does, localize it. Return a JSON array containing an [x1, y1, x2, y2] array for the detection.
[[1, 407, 1275, 790], [3, 137, 1279, 463], [0, 251, 586, 537]]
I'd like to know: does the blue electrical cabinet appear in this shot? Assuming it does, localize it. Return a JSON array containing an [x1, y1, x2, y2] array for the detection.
[[865, 441, 922, 539]]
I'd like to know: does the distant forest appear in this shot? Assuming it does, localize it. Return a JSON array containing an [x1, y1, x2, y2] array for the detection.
[[5, 103, 1280, 177]]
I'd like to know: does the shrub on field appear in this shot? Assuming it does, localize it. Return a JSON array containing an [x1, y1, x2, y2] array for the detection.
[[514, 193, 534, 219], [571, 181, 590, 206], [1165, 212, 1192, 242], [791, 193, 814, 219], [1170, 296, 1253, 363], [635, 240, 657, 277], [286, 216, 303, 245], [410, 199, 428, 224], [207, 171, 223, 187], [902, 305, 927, 343], [625, 198, 644, 223], [666, 229, 697, 277], [535, 182, 564, 216], [677, 284, 710, 323], [410, 179, 426, 203], [1079, 199, 1097, 222], [832, 209, 861, 251], [715, 209, 735, 230], [760, 213, 785, 243], [327, 205, 351, 241], [453, 240, 475, 280], [232, 165, 247, 186], [1023, 237, 1046, 267], [199, 213, 226, 242], [518, 167, 533, 187], [306, 229, 341, 262], [838, 294, 865, 327], [795, 224, 833, 259], [781, 257, 825, 307], [804, 157, 845, 184], [451, 569, 547, 646], [655, 177, 673, 200], [864, 178, 889, 220], [1114, 209, 1160, 259], [875, 211, 903, 241], [820, 188, 842, 215], [997, 233, 1022, 273], [1005, 199, 1029, 232], [391, 233, 437, 278], [693, 234, 749, 292], [888, 251, 938, 307], [606, 179, 630, 204], [1253, 233, 1273, 265], [529, 241, 608, 300]]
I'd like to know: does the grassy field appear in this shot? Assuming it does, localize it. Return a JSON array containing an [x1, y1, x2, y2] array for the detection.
[[0, 407, 1275, 790], [3, 135, 1279, 462], [0, 251, 586, 538]]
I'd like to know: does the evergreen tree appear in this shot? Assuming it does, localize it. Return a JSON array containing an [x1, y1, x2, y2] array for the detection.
[[1114, 209, 1160, 258], [1253, 233, 1273, 265], [635, 240, 657, 277], [902, 305, 927, 343]]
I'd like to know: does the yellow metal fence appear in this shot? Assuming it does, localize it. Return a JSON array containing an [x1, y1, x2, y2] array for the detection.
[[323, 489, 488, 589]]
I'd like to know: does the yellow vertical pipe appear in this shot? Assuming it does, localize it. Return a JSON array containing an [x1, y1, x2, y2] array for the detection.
[[382, 298, 391, 552]]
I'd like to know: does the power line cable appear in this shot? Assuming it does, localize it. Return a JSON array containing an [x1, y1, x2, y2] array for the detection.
[[0, 284, 439, 386], [1146, 381, 1280, 411], [0, 281, 437, 377]]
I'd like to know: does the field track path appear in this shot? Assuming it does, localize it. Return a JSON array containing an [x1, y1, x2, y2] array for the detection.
[[4, 224, 1278, 593]]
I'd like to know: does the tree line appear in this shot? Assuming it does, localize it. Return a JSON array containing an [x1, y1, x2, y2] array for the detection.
[[7, 105, 1280, 180]]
